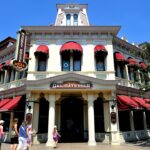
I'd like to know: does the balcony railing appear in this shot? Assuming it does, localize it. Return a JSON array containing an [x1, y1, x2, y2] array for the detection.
[[0, 78, 26, 91], [116, 77, 140, 89]]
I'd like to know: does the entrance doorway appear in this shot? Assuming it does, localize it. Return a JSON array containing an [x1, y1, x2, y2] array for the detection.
[[61, 97, 83, 142]]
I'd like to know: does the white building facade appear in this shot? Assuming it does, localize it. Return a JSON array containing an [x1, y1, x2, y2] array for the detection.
[[0, 4, 150, 146]]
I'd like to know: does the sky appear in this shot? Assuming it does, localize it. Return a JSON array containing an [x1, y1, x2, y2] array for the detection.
[[0, 0, 150, 44]]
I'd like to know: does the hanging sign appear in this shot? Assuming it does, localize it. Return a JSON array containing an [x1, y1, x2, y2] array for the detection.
[[111, 112, 117, 124], [12, 30, 27, 71]]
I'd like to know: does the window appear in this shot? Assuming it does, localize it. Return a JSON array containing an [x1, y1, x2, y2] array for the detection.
[[73, 14, 78, 26], [37, 54, 47, 71], [95, 53, 105, 71], [66, 14, 71, 26], [61, 51, 82, 71], [115, 62, 125, 78], [62, 52, 70, 71]]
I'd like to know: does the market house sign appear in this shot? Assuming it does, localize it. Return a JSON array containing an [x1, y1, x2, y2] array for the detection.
[[50, 81, 92, 89], [12, 30, 27, 71]]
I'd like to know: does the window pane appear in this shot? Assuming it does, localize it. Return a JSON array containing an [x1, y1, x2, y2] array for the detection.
[[74, 14, 78, 26], [96, 61, 105, 71], [38, 60, 46, 71], [74, 60, 81, 71], [66, 14, 71, 26], [62, 60, 70, 71]]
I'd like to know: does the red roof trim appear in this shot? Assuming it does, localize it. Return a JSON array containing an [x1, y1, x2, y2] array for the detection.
[[60, 41, 83, 53]]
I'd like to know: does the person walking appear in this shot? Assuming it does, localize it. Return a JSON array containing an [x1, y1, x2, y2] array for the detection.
[[10, 118, 19, 150], [17, 121, 29, 150], [0, 120, 4, 150], [53, 125, 60, 148]]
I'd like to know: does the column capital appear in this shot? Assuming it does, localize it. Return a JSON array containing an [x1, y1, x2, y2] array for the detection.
[[48, 94, 56, 103]]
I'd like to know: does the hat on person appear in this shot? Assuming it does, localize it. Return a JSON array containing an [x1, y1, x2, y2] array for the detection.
[[0, 120, 5, 124], [54, 125, 57, 128]]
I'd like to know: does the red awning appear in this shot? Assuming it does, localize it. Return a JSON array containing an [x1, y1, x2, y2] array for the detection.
[[60, 41, 83, 53], [139, 62, 147, 69], [34, 45, 49, 56], [0, 99, 10, 108], [127, 58, 137, 65], [94, 45, 107, 53], [117, 95, 139, 110], [144, 99, 150, 104], [114, 52, 126, 61], [0, 96, 22, 112], [131, 97, 150, 109]]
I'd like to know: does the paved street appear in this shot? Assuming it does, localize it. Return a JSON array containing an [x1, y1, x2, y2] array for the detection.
[[2, 140, 150, 150]]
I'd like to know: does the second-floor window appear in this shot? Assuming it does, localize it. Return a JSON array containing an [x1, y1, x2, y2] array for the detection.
[[61, 51, 82, 71], [37, 54, 47, 71], [73, 14, 78, 26], [66, 14, 71, 26]]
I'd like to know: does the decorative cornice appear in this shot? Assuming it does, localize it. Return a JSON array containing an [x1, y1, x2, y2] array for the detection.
[[21, 26, 121, 36]]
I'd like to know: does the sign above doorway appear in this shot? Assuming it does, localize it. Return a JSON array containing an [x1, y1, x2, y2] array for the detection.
[[50, 81, 92, 89]]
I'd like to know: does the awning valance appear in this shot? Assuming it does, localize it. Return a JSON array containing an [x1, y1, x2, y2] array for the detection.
[[0, 96, 22, 112], [131, 97, 150, 109], [139, 62, 147, 69], [127, 58, 138, 65], [117, 95, 139, 110], [60, 41, 83, 53], [2, 60, 12, 69], [114, 52, 126, 61], [0, 99, 10, 108], [94, 45, 107, 53], [34, 45, 49, 57]]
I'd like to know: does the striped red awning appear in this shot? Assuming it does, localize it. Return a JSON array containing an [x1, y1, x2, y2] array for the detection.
[[117, 95, 139, 110], [34, 45, 49, 57], [131, 97, 150, 109], [94, 45, 107, 53], [114, 52, 126, 61], [0, 96, 22, 112], [0, 99, 10, 108], [60, 41, 83, 53], [139, 62, 147, 69]]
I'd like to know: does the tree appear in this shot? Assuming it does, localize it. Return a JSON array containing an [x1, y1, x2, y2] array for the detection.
[[138, 42, 150, 92]]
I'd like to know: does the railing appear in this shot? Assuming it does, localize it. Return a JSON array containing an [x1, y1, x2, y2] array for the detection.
[[116, 77, 140, 89], [0, 78, 26, 91]]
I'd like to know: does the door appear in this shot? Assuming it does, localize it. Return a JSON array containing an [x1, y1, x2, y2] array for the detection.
[[61, 97, 83, 142]]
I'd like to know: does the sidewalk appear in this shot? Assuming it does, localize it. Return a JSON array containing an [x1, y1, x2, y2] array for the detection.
[[2, 141, 150, 150]]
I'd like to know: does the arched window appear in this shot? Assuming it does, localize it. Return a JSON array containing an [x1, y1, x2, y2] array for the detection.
[[114, 52, 127, 78], [60, 41, 82, 71], [73, 14, 78, 26], [94, 45, 107, 71], [37, 54, 47, 71], [66, 14, 71, 26], [34, 45, 49, 71]]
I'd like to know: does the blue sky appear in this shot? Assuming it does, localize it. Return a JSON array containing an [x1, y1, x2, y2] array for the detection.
[[0, 0, 149, 44]]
